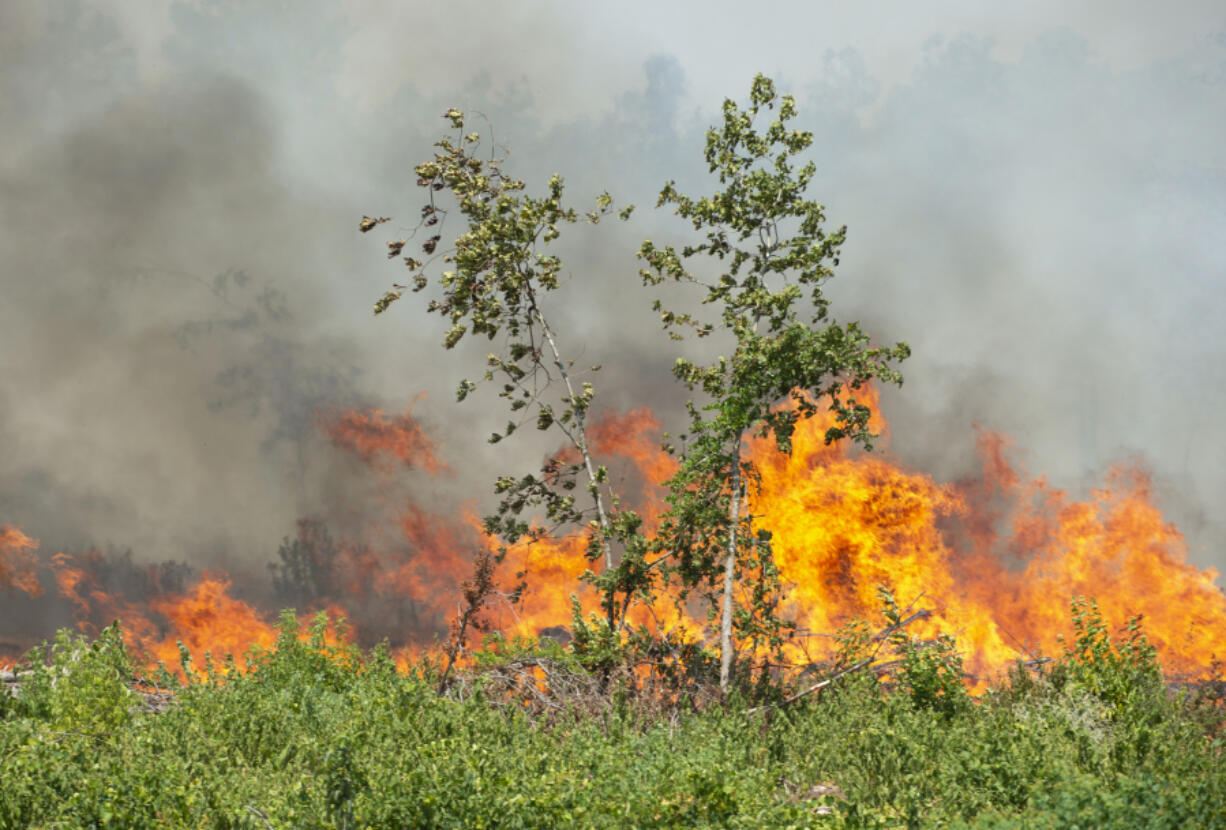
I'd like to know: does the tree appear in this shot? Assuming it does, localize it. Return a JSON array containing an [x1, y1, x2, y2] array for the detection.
[[268, 518, 339, 608], [362, 110, 647, 633], [363, 78, 910, 695], [638, 75, 910, 692]]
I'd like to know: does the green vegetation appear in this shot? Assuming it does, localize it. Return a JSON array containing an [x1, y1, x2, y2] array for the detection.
[[2, 602, 1223, 828], [3, 76, 1220, 828], [365, 74, 908, 695], [639, 76, 909, 690]]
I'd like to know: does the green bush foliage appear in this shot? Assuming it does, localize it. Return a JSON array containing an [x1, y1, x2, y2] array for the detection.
[[2, 602, 1222, 828], [6, 621, 136, 739]]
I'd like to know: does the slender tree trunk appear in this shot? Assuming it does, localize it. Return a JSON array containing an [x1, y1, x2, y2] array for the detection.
[[720, 435, 744, 693], [533, 307, 618, 625]]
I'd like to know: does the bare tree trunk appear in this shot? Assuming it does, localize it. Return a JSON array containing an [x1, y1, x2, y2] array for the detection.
[[534, 308, 618, 626], [720, 436, 744, 693]]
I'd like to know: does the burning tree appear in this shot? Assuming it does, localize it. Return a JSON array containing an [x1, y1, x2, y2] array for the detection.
[[363, 77, 907, 693]]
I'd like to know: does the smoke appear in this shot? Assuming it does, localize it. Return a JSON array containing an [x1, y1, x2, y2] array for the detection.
[[2, 0, 1224, 623], [799, 32, 1226, 566]]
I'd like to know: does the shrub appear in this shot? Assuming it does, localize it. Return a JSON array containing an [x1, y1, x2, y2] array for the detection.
[[11, 621, 136, 739]]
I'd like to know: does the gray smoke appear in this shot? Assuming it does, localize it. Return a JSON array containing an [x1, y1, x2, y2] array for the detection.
[[2, 1, 1224, 591]]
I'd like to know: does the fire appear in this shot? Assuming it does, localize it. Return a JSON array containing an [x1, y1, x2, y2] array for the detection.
[[142, 578, 279, 671], [46, 551, 279, 675], [489, 388, 1224, 682], [747, 387, 1226, 680], [589, 408, 672, 478], [589, 407, 679, 524], [321, 399, 446, 473], [977, 463, 1226, 679], [0, 523, 41, 597], [751, 413, 973, 659], [28, 547, 346, 679], [495, 532, 595, 639], [3, 388, 1223, 685], [474, 409, 685, 642]]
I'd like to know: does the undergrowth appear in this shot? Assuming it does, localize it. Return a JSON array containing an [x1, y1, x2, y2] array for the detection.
[[1, 600, 1222, 828]]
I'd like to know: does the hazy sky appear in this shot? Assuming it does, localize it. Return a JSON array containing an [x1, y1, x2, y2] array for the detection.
[[2, 1, 1224, 574]]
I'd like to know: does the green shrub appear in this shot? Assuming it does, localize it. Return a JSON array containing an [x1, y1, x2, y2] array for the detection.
[[1052, 597, 1163, 713], [0, 604, 1222, 828], [10, 621, 136, 739], [879, 587, 970, 718]]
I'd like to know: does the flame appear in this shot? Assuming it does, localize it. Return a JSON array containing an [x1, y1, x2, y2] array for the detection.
[[589, 407, 679, 525], [0, 524, 41, 597], [376, 506, 485, 626], [495, 532, 595, 639], [141, 577, 279, 670], [472, 409, 685, 642], [485, 387, 1224, 681], [588, 408, 677, 486], [751, 408, 971, 659], [46, 549, 347, 678], [747, 387, 1225, 679], [972, 463, 1226, 679], [321, 399, 445, 473], [4, 391, 1223, 685]]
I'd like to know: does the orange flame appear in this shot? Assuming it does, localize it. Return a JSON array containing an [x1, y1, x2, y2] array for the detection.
[[141, 577, 279, 670], [747, 387, 1226, 679], [0, 524, 41, 597], [469, 409, 684, 641], [589, 408, 678, 524], [334, 395, 1225, 680], [47, 549, 347, 677], [4, 392, 1223, 685], [322, 400, 445, 473]]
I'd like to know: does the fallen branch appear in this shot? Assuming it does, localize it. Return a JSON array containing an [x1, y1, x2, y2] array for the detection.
[[873, 608, 933, 643]]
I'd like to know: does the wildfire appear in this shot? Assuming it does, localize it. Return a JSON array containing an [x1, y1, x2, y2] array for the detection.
[[2, 389, 1223, 684], [749, 388, 1226, 679], [0, 523, 41, 597], [144, 578, 280, 671], [321, 399, 446, 474]]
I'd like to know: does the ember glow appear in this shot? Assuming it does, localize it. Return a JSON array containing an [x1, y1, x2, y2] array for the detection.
[[3, 391, 1224, 682]]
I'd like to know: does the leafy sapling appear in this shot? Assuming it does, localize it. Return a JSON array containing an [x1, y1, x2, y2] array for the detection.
[[639, 75, 911, 692], [363, 110, 644, 631]]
